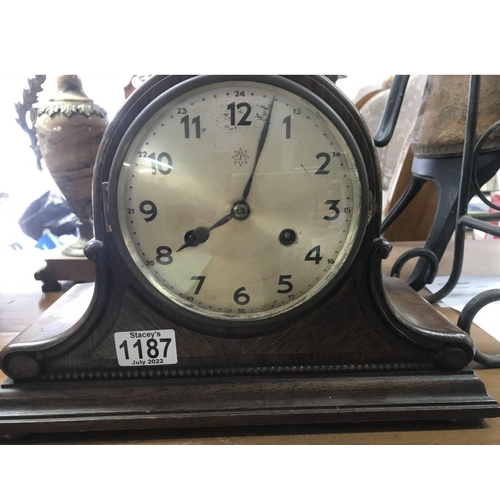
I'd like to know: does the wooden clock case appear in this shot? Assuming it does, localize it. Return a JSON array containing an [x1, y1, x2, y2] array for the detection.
[[1, 75, 499, 435]]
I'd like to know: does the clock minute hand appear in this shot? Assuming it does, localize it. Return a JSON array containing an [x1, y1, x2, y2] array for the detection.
[[240, 97, 276, 202], [177, 99, 276, 253]]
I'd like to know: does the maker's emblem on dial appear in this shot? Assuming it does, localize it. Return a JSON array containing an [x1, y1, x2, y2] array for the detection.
[[232, 148, 249, 166]]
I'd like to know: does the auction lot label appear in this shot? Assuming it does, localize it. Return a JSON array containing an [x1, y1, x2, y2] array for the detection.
[[114, 329, 178, 367]]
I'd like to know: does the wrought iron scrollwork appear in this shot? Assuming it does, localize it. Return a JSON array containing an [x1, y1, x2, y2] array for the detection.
[[472, 120, 500, 212], [377, 75, 500, 367], [458, 290, 500, 367], [390, 247, 439, 284]]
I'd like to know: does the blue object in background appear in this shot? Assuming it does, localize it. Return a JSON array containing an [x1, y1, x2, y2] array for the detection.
[[18, 190, 78, 241], [35, 230, 64, 250]]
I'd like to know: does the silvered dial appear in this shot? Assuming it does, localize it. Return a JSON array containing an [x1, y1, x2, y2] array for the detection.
[[112, 76, 366, 326]]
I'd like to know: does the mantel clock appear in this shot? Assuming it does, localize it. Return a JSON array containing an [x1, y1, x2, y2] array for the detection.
[[1, 75, 499, 435]]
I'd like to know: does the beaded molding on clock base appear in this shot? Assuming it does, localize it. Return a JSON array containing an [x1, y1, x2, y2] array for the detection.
[[40, 361, 436, 382]]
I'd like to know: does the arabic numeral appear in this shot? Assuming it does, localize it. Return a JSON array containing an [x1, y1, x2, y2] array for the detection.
[[191, 275, 206, 295], [305, 245, 322, 264], [156, 246, 173, 265], [277, 275, 293, 294], [120, 337, 172, 362], [314, 152, 341, 175], [119, 340, 129, 360], [181, 115, 201, 138], [146, 339, 159, 358], [283, 115, 291, 138], [234, 287, 250, 305], [160, 338, 171, 357], [315, 152, 330, 175], [139, 200, 157, 222], [324, 200, 340, 221], [149, 152, 172, 175], [133, 339, 143, 359], [227, 102, 252, 126]]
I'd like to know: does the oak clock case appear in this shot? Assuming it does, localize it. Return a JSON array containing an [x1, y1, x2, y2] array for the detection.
[[0, 75, 499, 435]]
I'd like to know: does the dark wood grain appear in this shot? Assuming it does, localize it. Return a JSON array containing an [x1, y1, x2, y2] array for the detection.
[[2, 240, 500, 443], [1, 370, 497, 435], [1, 76, 499, 436]]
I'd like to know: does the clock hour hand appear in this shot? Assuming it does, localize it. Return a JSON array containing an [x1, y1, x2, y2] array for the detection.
[[208, 212, 235, 231], [177, 226, 209, 252], [176, 213, 234, 252], [240, 97, 276, 202]]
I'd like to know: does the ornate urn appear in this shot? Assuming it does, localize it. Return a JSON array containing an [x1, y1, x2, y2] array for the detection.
[[35, 75, 108, 256]]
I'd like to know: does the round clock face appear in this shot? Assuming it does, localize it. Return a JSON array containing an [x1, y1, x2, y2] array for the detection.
[[109, 76, 368, 333]]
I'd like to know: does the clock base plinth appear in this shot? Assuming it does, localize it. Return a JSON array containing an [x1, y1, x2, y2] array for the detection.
[[1, 370, 499, 436]]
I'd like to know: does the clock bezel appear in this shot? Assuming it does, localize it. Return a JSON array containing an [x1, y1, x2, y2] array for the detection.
[[107, 75, 370, 337]]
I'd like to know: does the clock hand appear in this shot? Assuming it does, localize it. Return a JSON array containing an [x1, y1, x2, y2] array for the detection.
[[176, 226, 210, 252], [176, 98, 276, 254], [176, 213, 234, 252], [208, 212, 235, 231], [240, 97, 276, 202]]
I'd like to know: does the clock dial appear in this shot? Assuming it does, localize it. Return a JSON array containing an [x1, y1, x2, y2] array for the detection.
[[110, 76, 368, 329]]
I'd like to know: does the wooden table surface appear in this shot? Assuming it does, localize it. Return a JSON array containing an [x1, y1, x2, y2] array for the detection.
[[1, 240, 500, 444]]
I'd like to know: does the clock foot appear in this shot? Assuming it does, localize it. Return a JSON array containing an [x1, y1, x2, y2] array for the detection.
[[41, 280, 62, 293], [450, 418, 485, 427], [0, 433, 31, 441]]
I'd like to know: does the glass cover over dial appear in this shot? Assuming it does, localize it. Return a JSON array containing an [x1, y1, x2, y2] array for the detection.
[[112, 76, 367, 327]]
